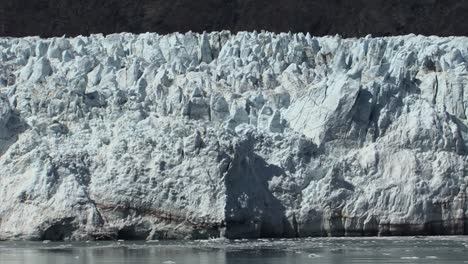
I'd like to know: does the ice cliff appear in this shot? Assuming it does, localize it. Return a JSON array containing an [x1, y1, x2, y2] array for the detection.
[[1, 32, 468, 241]]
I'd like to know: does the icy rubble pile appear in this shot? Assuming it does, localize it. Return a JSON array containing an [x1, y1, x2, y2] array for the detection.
[[0, 31, 468, 240]]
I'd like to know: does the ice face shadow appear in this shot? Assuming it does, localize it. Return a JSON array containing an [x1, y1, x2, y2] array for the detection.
[[223, 137, 295, 239]]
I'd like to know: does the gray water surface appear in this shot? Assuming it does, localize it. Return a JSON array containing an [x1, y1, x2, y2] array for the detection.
[[1, 237, 468, 264]]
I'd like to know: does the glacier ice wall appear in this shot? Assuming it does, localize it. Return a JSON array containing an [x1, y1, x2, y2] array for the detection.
[[1, 32, 468, 240]]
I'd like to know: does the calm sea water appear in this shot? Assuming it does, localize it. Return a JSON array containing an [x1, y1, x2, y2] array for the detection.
[[1, 237, 468, 264]]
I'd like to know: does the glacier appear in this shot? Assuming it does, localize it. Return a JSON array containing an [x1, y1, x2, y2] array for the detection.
[[0, 31, 468, 241]]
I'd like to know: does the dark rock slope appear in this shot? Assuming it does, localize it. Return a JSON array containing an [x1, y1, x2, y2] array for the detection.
[[1, 0, 468, 37]]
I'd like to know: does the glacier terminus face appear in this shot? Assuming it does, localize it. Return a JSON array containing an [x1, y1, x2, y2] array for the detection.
[[0, 31, 467, 241]]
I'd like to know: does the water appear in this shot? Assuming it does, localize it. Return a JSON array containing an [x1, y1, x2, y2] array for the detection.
[[2, 236, 468, 264]]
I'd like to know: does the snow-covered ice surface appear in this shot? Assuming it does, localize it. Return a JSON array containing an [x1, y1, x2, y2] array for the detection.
[[1, 31, 468, 240]]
